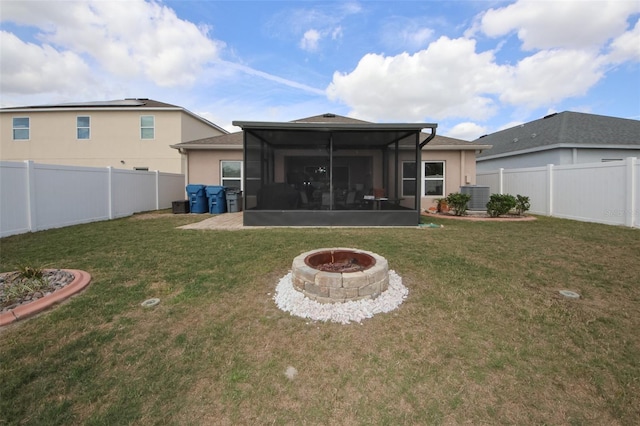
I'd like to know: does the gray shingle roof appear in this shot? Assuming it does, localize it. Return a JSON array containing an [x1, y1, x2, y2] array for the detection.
[[0, 98, 182, 110], [173, 113, 489, 150], [475, 111, 640, 158]]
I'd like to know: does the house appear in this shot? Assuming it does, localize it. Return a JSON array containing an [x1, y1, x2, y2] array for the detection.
[[0, 98, 228, 173], [475, 111, 640, 171], [172, 113, 491, 226]]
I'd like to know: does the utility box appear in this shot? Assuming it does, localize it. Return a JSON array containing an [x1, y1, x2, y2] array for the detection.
[[186, 184, 208, 214], [172, 200, 190, 214], [460, 185, 490, 211], [226, 189, 243, 213], [205, 186, 227, 214]]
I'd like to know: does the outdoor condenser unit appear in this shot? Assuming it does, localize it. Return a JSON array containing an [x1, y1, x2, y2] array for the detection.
[[460, 185, 490, 211]]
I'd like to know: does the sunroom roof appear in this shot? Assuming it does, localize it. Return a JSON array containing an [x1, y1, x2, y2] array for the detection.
[[232, 120, 437, 148]]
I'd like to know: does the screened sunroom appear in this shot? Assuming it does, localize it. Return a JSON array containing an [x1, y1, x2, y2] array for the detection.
[[233, 117, 437, 226]]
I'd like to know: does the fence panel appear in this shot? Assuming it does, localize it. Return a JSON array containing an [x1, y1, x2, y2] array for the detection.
[[111, 169, 157, 218], [0, 161, 186, 237], [158, 172, 187, 208], [33, 163, 110, 231], [0, 162, 30, 237], [553, 162, 627, 226], [476, 170, 500, 192], [477, 158, 638, 228], [635, 160, 640, 228], [503, 167, 548, 215]]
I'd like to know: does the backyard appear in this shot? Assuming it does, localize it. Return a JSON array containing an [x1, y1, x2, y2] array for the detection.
[[0, 212, 639, 425]]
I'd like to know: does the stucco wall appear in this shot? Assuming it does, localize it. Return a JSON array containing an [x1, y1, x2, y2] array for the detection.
[[1, 109, 223, 174], [187, 149, 243, 185], [181, 113, 225, 142], [185, 146, 478, 212], [389, 149, 477, 210], [477, 147, 640, 171]]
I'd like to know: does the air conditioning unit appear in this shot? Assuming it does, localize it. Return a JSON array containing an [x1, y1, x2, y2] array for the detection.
[[460, 185, 490, 211]]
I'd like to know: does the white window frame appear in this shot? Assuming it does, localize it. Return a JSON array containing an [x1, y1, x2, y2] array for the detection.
[[221, 160, 243, 190], [12, 117, 30, 140], [140, 115, 155, 139], [77, 115, 91, 140], [422, 161, 445, 197], [401, 161, 417, 197]]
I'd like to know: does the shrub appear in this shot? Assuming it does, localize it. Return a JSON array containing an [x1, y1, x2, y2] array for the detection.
[[515, 194, 531, 216], [16, 264, 44, 280], [486, 194, 517, 217], [446, 192, 471, 216]]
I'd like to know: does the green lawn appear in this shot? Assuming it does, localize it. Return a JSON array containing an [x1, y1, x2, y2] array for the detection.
[[1, 213, 639, 425]]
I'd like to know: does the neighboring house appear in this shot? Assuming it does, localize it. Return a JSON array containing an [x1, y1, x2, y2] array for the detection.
[[172, 113, 491, 226], [0, 98, 228, 173], [475, 111, 640, 171]]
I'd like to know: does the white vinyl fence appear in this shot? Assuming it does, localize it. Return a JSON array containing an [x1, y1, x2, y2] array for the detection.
[[1, 161, 186, 237], [476, 157, 639, 228]]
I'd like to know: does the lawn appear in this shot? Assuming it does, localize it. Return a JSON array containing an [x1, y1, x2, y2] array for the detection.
[[1, 212, 639, 425]]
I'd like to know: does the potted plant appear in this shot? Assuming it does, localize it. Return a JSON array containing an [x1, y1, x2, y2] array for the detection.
[[435, 197, 449, 213]]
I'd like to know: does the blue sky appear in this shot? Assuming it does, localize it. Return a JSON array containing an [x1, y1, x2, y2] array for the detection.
[[1, 0, 639, 139]]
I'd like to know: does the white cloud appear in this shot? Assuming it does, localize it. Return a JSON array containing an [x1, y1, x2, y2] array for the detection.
[[300, 29, 322, 51], [327, 36, 508, 122], [380, 17, 435, 52], [500, 49, 606, 108], [479, 0, 640, 50], [446, 122, 488, 141], [607, 18, 640, 63], [1, 0, 223, 90], [0, 31, 95, 95]]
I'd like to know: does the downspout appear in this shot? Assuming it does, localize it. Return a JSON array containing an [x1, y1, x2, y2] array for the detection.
[[329, 132, 333, 210], [418, 128, 437, 214], [394, 141, 399, 199], [414, 132, 420, 214]]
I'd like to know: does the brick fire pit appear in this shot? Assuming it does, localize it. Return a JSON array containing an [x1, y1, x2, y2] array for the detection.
[[291, 248, 389, 303]]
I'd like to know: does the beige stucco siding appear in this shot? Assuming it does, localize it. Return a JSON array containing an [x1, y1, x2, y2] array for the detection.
[[180, 113, 225, 142], [1, 108, 224, 174], [388, 149, 478, 210], [187, 149, 243, 185]]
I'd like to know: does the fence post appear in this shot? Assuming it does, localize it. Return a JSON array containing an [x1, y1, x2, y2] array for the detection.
[[155, 170, 160, 211], [626, 157, 637, 228], [108, 166, 114, 220], [498, 168, 504, 194], [546, 164, 554, 216], [26, 160, 37, 232]]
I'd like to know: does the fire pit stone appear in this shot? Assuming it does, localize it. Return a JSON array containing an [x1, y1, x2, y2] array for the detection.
[[291, 248, 389, 303]]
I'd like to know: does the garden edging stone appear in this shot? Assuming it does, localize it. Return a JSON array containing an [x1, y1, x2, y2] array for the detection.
[[0, 269, 91, 327]]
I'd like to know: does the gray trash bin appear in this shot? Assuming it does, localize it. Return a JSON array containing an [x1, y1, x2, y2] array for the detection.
[[226, 189, 243, 213]]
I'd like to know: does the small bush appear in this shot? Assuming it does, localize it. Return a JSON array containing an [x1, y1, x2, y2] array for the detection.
[[16, 264, 44, 280], [515, 194, 531, 216], [486, 194, 517, 217], [446, 192, 471, 216]]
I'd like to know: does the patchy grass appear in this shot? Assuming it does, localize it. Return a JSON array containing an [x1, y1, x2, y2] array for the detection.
[[1, 213, 639, 425]]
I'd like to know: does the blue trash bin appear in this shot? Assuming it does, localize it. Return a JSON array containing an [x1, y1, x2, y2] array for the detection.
[[186, 184, 208, 214], [205, 186, 227, 214]]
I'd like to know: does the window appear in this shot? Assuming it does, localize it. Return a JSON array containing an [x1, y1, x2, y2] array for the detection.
[[140, 115, 154, 139], [77, 116, 90, 139], [401, 161, 416, 196], [422, 161, 445, 196], [12, 117, 29, 140], [221, 160, 242, 190]]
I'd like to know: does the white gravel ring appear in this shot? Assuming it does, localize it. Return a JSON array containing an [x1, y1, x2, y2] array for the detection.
[[274, 270, 408, 324]]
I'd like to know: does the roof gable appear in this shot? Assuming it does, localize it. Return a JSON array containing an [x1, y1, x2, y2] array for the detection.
[[292, 113, 371, 124], [476, 111, 640, 158]]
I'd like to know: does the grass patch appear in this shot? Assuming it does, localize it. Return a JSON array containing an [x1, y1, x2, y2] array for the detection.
[[1, 213, 639, 424]]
